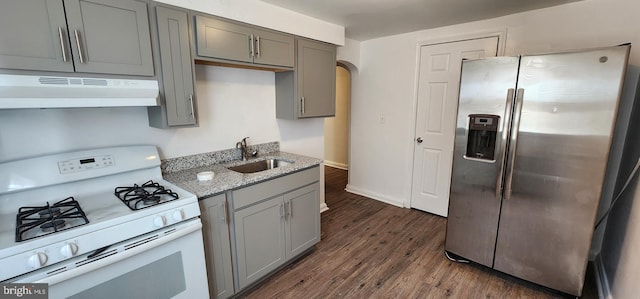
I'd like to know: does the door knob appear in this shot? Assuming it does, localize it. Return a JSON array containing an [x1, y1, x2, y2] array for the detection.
[[416, 137, 423, 143]]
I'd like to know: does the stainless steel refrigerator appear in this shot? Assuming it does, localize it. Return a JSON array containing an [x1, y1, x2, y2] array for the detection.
[[444, 44, 631, 296]]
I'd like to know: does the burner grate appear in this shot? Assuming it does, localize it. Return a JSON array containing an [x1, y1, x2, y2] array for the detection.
[[15, 197, 90, 242], [114, 180, 179, 211]]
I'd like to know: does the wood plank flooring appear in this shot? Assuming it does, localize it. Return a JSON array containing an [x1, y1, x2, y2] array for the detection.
[[242, 166, 597, 298]]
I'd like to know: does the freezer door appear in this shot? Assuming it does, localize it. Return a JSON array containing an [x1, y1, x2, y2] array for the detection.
[[444, 57, 519, 267], [493, 45, 630, 296]]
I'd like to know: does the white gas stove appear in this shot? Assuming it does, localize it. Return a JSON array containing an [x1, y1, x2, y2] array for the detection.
[[0, 146, 208, 298]]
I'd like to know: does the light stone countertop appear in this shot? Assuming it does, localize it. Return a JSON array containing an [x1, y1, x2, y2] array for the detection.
[[163, 151, 322, 199]]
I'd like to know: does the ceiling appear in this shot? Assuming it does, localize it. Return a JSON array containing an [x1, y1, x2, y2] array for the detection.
[[261, 0, 582, 41]]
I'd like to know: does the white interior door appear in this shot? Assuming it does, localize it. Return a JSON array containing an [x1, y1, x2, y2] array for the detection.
[[410, 37, 499, 216]]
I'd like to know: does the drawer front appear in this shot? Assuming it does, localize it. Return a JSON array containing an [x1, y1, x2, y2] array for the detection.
[[232, 166, 320, 210]]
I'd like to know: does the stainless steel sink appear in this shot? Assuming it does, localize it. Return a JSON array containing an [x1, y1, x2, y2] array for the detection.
[[227, 159, 293, 174]]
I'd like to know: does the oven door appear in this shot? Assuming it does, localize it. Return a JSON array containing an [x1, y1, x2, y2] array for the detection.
[[15, 218, 209, 299]]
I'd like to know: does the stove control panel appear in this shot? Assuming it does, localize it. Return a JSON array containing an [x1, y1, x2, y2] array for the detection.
[[58, 155, 114, 174]]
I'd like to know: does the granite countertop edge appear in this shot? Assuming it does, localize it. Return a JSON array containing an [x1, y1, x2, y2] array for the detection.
[[163, 151, 322, 199]]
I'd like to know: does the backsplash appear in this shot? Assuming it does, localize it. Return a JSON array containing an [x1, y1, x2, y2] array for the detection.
[[161, 141, 280, 173]]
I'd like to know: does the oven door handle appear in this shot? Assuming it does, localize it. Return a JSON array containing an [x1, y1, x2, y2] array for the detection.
[[34, 219, 202, 286]]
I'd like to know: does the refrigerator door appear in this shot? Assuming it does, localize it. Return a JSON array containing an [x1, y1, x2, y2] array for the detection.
[[493, 45, 630, 296], [445, 57, 520, 267]]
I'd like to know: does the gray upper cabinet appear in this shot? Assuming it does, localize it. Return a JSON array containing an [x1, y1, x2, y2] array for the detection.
[[200, 194, 235, 299], [252, 28, 295, 67], [194, 15, 294, 68], [276, 38, 336, 119], [0, 0, 74, 72], [0, 0, 153, 76], [63, 0, 154, 76], [148, 5, 197, 128], [195, 15, 253, 64]]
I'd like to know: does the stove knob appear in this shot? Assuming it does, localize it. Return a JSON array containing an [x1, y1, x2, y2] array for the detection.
[[172, 210, 184, 221], [153, 216, 166, 227], [28, 252, 48, 268], [60, 243, 79, 258]]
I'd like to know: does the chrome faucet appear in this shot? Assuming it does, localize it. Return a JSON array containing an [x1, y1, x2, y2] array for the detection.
[[236, 137, 258, 161]]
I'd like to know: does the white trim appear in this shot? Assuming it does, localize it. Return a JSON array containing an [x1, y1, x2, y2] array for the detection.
[[345, 184, 405, 208], [320, 202, 329, 213], [415, 29, 507, 55], [324, 160, 348, 170], [406, 29, 507, 209], [594, 254, 613, 299]]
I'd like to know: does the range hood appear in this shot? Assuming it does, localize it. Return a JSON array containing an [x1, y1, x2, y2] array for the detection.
[[0, 74, 159, 109]]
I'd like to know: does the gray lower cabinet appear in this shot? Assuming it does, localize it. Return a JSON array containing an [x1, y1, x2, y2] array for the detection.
[[194, 15, 294, 68], [284, 184, 321, 257], [231, 166, 321, 290], [234, 196, 287, 289], [276, 38, 337, 119], [0, 0, 153, 76], [200, 194, 235, 299], [148, 5, 197, 128]]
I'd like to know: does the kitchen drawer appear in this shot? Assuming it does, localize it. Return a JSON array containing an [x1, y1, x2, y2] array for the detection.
[[232, 166, 320, 210]]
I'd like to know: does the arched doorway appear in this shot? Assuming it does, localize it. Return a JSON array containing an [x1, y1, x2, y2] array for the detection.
[[324, 64, 350, 170]]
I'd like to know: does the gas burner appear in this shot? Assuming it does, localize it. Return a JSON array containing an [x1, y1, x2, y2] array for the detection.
[[40, 219, 66, 232], [39, 207, 61, 218], [114, 180, 179, 211], [15, 197, 90, 242]]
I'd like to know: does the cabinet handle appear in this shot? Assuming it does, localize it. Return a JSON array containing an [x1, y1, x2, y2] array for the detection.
[[300, 97, 305, 115], [256, 35, 261, 57], [58, 27, 68, 62], [249, 34, 255, 58], [280, 203, 285, 219], [219, 202, 227, 224], [74, 30, 85, 64], [188, 94, 195, 117], [287, 201, 292, 218]]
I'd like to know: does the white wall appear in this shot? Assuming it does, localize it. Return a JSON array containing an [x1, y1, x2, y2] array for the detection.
[[0, 65, 323, 161], [337, 38, 361, 69], [156, 0, 344, 45]]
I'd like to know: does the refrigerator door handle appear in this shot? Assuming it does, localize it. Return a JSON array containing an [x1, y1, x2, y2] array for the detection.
[[504, 88, 525, 200], [496, 88, 515, 198]]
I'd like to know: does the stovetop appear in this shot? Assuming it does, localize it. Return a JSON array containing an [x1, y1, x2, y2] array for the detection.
[[0, 177, 197, 255], [0, 146, 202, 282]]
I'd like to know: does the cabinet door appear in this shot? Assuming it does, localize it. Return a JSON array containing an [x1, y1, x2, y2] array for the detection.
[[284, 183, 320, 258], [297, 39, 337, 118], [0, 0, 74, 72], [252, 29, 294, 68], [200, 195, 235, 299], [63, 0, 154, 76], [195, 15, 253, 64], [155, 6, 196, 126], [234, 197, 286, 289]]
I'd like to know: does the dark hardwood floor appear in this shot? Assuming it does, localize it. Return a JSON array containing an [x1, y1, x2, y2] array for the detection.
[[243, 166, 597, 298]]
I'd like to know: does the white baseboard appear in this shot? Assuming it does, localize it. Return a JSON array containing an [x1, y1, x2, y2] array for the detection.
[[324, 160, 348, 170], [320, 202, 329, 213], [345, 184, 405, 208], [594, 254, 613, 299]]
